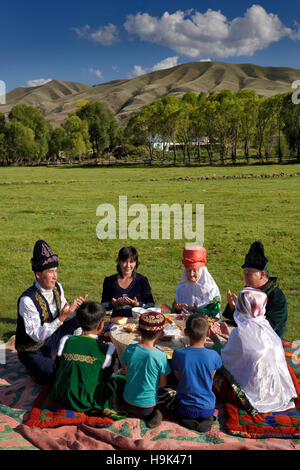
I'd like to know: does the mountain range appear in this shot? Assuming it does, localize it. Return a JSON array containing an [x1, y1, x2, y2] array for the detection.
[[1, 61, 300, 126]]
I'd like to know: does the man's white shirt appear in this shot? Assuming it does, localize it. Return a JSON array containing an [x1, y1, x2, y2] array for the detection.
[[18, 280, 70, 343]]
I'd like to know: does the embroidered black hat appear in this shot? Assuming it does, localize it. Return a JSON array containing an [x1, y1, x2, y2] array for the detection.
[[242, 241, 268, 271], [31, 240, 59, 272]]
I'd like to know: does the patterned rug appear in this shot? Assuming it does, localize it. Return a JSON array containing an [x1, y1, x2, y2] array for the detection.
[[224, 345, 300, 439], [24, 384, 119, 429], [1, 336, 300, 451]]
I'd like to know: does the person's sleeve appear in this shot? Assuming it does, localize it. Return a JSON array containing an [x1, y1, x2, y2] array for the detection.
[[266, 290, 288, 338], [57, 335, 71, 356], [171, 350, 178, 371], [58, 282, 74, 321], [101, 277, 113, 309], [222, 302, 236, 323], [140, 276, 154, 308], [213, 341, 224, 354], [120, 347, 128, 366], [198, 296, 221, 317], [160, 352, 171, 375], [19, 296, 62, 343], [215, 350, 223, 369]]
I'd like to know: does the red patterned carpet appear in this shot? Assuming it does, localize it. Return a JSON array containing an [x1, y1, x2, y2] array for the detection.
[[0, 336, 299, 451]]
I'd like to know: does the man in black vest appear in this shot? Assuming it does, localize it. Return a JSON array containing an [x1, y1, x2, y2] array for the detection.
[[222, 241, 288, 339], [16, 240, 88, 384]]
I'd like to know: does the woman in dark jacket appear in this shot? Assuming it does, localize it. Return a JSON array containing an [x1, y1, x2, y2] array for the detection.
[[101, 246, 154, 318]]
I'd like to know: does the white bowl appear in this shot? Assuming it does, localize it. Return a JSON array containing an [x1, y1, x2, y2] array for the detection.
[[132, 307, 148, 319], [147, 307, 161, 313]]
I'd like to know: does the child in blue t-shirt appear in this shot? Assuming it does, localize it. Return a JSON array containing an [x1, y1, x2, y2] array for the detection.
[[121, 311, 171, 428], [171, 314, 222, 432]]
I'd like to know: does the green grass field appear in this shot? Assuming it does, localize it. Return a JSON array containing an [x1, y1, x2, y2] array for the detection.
[[0, 162, 299, 342]]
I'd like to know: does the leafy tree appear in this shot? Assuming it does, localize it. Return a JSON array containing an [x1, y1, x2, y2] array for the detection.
[[253, 96, 282, 161], [254, 98, 274, 161], [76, 101, 120, 156], [6, 120, 36, 164], [48, 126, 67, 161], [189, 102, 206, 163], [127, 105, 157, 162], [0, 133, 7, 164], [211, 90, 238, 163], [0, 113, 7, 164], [236, 90, 259, 163], [0, 113, 5, 133], [181, 91, 198, 106], [63, 116, 90, 160], [176, 100, 194, 164], [217, 90, 241, 163], [202, 99, 220, 163], [268, 93, 287, 163], [282, 92, 300, 161], [157, 95, 181, 164], [8, 104, 51, 162]]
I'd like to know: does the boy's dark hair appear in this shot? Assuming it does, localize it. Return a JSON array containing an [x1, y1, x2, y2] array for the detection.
[[76, 301, 105, 331], [138, 328, 162, 341], [116, 246, 139, 277], [185, 314, 208, 341]]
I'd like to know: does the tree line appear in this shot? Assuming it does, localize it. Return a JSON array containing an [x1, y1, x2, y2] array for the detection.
[[0, 100, 124, 165], [125, 89, 300, 165], [0, 89, 300, 166]]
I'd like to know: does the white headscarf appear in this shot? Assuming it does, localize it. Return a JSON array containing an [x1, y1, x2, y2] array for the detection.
[[221, 287, 296, 413], [175, 266, 221, 311]]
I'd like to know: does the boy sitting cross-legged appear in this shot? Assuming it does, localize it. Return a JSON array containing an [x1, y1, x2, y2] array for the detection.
[[47, 301, 123, 413], [120, 311, 171, 428], [171, 314, 222, 432]]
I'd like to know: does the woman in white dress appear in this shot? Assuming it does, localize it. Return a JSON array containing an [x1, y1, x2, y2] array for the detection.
[[219, 287, 296, 413], [173, 246, 221, 319]]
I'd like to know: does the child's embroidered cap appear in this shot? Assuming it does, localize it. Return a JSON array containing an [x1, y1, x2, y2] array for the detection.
[[139, 311, 165, 332]]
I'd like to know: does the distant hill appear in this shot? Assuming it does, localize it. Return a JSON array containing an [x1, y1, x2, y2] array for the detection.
[[1, 61, 300, 126]]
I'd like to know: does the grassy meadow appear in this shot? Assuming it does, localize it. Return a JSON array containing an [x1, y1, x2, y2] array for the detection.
[[0, 162, 299, 343]]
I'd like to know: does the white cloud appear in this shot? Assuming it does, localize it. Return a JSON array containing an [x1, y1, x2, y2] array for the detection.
[[132, 56, 179, 77], [151, 56, 179, 71], [89, 68, 103, 79], [124, 5, 298, 59], [289, 21, 300, 40], [133, 65, 147, 77], [72, 24, 91, 38], [72, 23, 119, 46], [199, 59, 212, 62], [26, 78, 52, 87]]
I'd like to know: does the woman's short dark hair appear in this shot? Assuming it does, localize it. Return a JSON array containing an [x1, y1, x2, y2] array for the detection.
[[76, 301, 105, 331], [116, 246, 139, 277], [185, 314, 208, 341]]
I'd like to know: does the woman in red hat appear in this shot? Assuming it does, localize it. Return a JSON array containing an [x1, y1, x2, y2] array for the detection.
[[173, 246, 221, 318]]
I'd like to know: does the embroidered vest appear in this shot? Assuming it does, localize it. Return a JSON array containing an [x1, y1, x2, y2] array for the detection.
[[15, 282, 62, 352]]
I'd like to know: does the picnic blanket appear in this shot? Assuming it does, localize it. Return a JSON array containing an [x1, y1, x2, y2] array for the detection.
[[1, 336, 300, 451]]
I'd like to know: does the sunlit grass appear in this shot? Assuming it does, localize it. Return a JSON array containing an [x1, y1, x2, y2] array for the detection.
[[0, 163, 299, 342]]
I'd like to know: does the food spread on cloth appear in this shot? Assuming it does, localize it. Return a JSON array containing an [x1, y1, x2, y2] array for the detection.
[[109, 313, 226, 359]]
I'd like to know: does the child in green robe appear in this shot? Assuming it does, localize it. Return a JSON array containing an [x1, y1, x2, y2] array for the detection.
[[48, 301, 124, 412]]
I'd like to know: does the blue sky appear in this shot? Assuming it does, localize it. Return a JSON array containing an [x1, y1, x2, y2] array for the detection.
[[1, 1, 300, 92]]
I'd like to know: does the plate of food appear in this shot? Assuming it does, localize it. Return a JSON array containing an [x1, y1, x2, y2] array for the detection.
[[148, 307, 162, 313], [122, 324, 137, 333], [132, 307, 148, 319], [111, 317, 128, 325]]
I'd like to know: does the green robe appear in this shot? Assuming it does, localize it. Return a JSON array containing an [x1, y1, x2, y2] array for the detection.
[[222, 277, 287, 338], [48, 335, 124, 412]]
